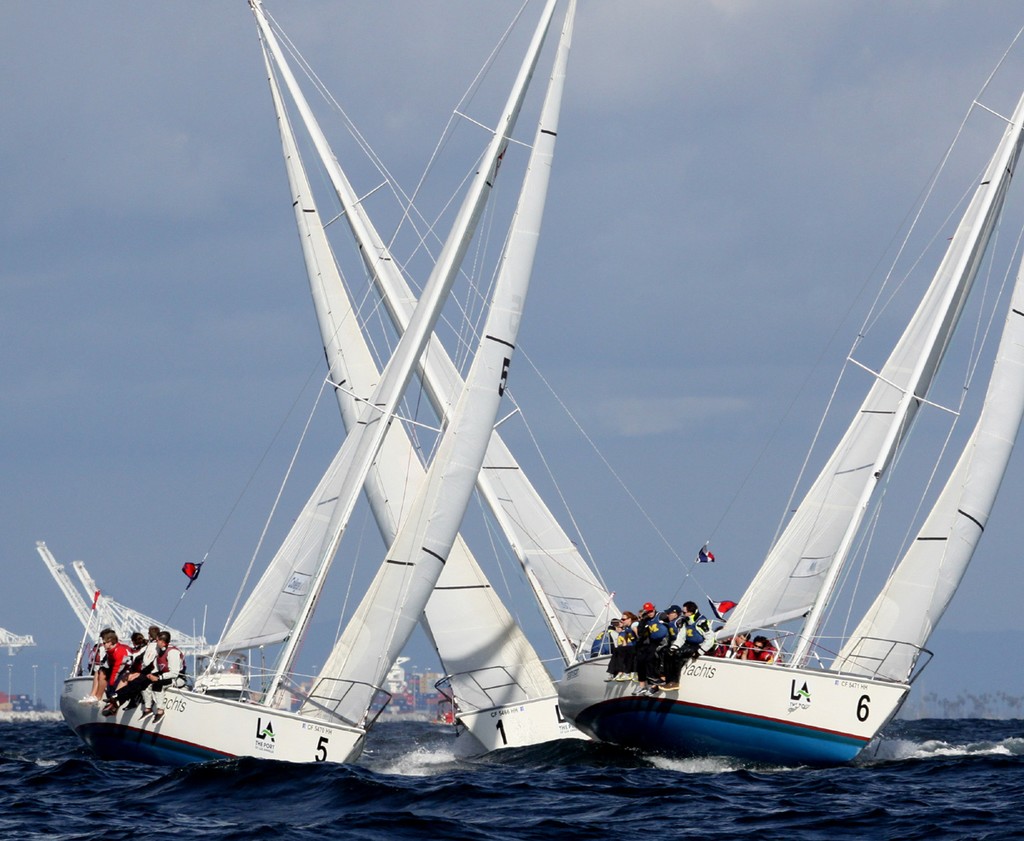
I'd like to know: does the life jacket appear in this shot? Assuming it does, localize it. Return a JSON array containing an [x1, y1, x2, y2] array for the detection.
[[638, 615, 667, 644], [129, 645, 147, 672], [106, 642, 134, 685], [681, 616, 705, 646], [590, 631, 615, 657], [693, 612, 716, 652], [156, 645, 187, 686]]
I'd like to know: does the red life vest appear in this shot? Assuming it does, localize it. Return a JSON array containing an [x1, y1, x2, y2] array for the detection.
[[106, 642, 133, 683], [156, 645, 185, 677]]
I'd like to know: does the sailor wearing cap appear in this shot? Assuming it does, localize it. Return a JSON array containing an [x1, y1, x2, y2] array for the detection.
[[634, 602, 668, 695]]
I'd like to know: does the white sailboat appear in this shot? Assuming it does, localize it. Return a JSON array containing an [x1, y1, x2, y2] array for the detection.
[[558, 85, 1024, 764], [60, 0, 559, 765], [238, 0, 613, 751]]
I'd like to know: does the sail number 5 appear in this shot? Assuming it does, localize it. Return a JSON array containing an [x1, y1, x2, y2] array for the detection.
[[314, 735, 329, 761]]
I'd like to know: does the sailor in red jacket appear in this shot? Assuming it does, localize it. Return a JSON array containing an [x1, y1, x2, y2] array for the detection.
[[100, 631, 133, 701]]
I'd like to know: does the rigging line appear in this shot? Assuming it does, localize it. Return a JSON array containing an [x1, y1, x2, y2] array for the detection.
[[478, 482, 619, 592], [508, 350, 680, 578], [976, 25, 1024, 103], [332, 502, 373, 649], [855, 59, 1024, 344], [706, 117, 985, 558], [763, 114, 1007, 552], [858, 47, 1024, 342], [379, 0, 531, 262], [834, 486, 889, 646], [865, 174, 978, 341], [832, 217, 1014, 640], [269, 0, 525, 285], [272, 1, 532, 335], [214, 376, 332, 651], [963, 223, 1024, 391], [269, 11, 521, 384], [478, 494, 535, 639], [267, 11, 446, 299]]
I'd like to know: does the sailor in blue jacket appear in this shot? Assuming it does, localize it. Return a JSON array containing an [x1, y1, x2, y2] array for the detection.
[[661, 601, 714, 690], [635, 602, 668, 694], [590, 619, 621, 658]]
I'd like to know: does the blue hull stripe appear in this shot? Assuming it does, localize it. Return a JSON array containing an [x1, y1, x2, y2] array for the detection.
[[77, 722, 234, 766], [576, 696, 868, 765]]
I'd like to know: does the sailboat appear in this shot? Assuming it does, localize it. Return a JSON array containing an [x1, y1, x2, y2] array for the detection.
[[232, 0, 615, 752], [557, 84, 1024, 764], [59, 0, 567, 765]]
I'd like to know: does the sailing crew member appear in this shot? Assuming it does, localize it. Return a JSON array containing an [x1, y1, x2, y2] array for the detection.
[[78, 628, 115, 705], [101, 630, 133, 703], [750, 636, 777, 663], [147, 631, 186, 721], [593, 618, 621, 662], [661, 601, 714, 689], [608, 612, 639, 680], [635, 602, 668, 694]]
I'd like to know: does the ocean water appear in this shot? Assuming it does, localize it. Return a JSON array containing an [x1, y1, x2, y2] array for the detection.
[[3, 718, 1023, 840]]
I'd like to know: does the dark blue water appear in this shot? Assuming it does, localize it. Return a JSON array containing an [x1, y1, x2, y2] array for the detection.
[[3, 718, 1023, 840]]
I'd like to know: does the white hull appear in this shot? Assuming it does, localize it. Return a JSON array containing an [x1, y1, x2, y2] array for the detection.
[[61, 676, 366, 766], [455, 693, 586, 751], [557, 655, 909, 765]]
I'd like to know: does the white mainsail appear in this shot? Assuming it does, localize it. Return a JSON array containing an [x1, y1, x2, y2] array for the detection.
[[724, 92, 1024, 662], [835, 245, 1024, 681]]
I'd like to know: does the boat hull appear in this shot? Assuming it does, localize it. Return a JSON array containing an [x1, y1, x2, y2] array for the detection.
[[61, 676, 366, 766], [456, 693, 587, 751], [557, 655, 908, 765]]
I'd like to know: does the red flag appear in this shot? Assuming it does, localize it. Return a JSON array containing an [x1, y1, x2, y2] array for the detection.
[[708, 599, 737, 621], [91, 590, 100, 610], [181, 561, 203, 590]]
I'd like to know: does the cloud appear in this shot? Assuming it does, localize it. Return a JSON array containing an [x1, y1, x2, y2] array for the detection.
[[593, 394, 748, 438]]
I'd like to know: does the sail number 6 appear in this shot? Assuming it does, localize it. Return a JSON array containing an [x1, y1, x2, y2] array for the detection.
[[856, 694, 870, 722]]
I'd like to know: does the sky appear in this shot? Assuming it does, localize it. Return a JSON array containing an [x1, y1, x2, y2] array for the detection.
[[4, 1, 1024, 710]]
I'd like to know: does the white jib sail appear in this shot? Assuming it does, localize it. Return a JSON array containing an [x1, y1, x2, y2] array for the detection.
[[835, 219, 1024, 681], [724, 92, 1024, 659]]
